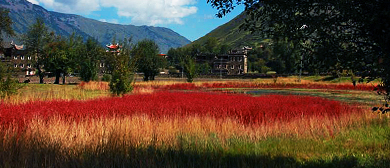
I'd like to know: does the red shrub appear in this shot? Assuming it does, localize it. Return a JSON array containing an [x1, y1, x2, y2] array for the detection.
[[0, 92, 362, 129]]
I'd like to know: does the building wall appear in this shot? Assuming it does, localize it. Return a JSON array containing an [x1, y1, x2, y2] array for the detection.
[[1, 45, 35, 77], [196, 48, 250, 75]]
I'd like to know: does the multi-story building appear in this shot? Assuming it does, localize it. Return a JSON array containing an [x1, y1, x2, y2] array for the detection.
[[195, 46, 251, 75], [1, 42, 35, 77]]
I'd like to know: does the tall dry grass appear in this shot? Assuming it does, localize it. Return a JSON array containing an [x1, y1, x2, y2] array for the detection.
[[4, 108, 374, 152], [1, 84, 110, 104]]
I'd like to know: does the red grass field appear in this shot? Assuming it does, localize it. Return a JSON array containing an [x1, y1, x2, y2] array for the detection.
[[0, 91, 362, 130]]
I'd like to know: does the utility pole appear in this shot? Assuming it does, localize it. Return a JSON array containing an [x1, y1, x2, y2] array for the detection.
[[298, 25, 307, 83], [298, 54, 303, 83], [220, 55, 222, 79]]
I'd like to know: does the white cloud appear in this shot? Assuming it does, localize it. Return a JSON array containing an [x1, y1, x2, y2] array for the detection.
[[33, 0, 198, 26], [99, 19, 119, 24], [101, 0, 197, 26], [27, 0, 40, 5], [36, 0, 100, 14]]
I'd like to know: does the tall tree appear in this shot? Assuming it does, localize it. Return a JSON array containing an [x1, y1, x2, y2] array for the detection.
[[78, 37, 103, 82], [109, 38, 136, 96], [132, 39, 162, 81], [22, 18, 49, 84], [204, 37, 219, 54], [0, 8, 21, 98], [43, 33, 79, 84], [182, 55, 197, 82], [0, 8, 14, 46], [208, 0, 390, 98]]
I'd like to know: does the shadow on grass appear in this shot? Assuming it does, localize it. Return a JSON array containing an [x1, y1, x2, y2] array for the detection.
[[1, 144, 389, 168], [319, 76, 340, 82]]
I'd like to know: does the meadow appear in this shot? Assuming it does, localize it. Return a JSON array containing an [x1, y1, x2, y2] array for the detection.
[[0, 77, 389, 167]]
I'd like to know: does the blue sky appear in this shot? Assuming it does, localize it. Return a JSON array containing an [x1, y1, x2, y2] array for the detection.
[[27, 0, 244, 41]]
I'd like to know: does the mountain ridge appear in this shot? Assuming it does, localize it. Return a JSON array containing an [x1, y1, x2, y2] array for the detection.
[[0, 0, 190, 53], [190, 12, 264, 49]]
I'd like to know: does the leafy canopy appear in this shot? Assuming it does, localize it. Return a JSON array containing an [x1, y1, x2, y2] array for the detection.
[[208, 0, 390, 98]]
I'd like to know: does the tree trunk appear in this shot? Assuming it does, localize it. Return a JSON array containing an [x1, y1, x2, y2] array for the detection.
[[54, 70, 60, 84], [143, 73, 149, 81], [62, 74, 66, 84], [38, 67, 44, 84]]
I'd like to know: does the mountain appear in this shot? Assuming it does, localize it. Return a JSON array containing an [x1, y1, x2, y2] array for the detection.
[[0, 0, 190, 53], [190, 12, 264, 49]]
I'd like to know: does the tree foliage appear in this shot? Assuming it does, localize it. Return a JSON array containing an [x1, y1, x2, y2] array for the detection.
[[182, 55, 197, 83], [77, 37, 102, 82], [0, 8, 21, 98], [109, 38, 135, 96], [0, 60, 21, 98], [22, 18, 49, 84], [208, 0, 390, 99], [0, 8, 14, 45], [132, 39, 162, 81]]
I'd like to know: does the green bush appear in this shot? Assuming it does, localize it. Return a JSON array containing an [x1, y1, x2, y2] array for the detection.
[[0, 63, 22, 98], [109, 71, 134, 96], [101, 74, 112, 82]]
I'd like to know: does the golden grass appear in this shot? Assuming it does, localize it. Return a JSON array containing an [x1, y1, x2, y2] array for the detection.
[[78, 81, 110, 91], [1, 84, 110, 104], [2, 109, 373, 153]]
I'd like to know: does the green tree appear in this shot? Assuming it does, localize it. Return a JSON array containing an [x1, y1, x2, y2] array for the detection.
[[0, 8, 14, 45], [204, 37, 219, 54], [272, 38, 300, 74], [197, 62, 211, 75], [78, 38, 102, 82], [218, 44, 231, 54], [132, 39, 162, 81], [208, 0, 390, 99], [0, 62, 22, 98], [22, 18, 49, 84], [109, 38, 135, 96], [43, 33, 80, 84], [182, 55, 197, 83], [0, 8, 21, 98]]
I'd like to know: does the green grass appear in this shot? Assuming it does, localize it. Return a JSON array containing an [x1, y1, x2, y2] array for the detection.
[[302, 75, 382, 84]]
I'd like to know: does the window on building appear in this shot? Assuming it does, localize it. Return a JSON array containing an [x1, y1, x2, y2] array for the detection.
[[14, 64, 17, 68], [28, 56, 32, 60], [225, 64, 228, 69], [239, 65, 242, 69], [21, 56, 25, 60], [14, 56, 17, 60], [231, 65, 235, 69], [27, 64, 31, 68], [20, 64, 24, 68], [100, 63, 105, 67]]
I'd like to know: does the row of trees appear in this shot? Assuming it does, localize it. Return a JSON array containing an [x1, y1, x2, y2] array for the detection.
[[22, 19, 104, 84], [23, 19, 168, 94], [1, 7, 167, 96]]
